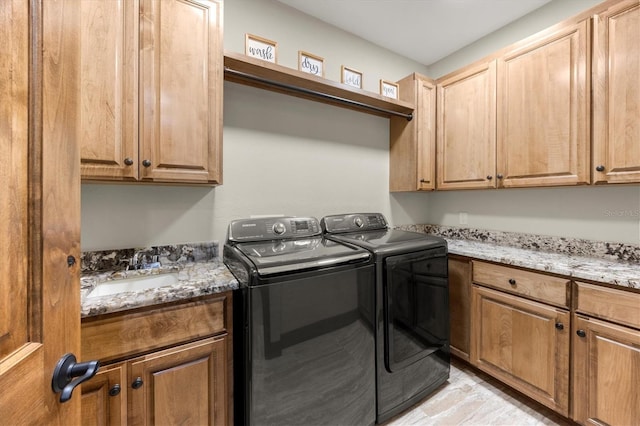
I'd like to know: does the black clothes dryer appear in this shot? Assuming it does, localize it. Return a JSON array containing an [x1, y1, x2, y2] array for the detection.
[[322, 213, 450, 424]]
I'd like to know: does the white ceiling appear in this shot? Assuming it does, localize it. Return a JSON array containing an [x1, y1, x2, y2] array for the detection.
[[275, 0, 552, 66]]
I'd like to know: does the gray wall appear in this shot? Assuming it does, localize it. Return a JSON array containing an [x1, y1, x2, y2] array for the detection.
[[81, 0, 639, 250]]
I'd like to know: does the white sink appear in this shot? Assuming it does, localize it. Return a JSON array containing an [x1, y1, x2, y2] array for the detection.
[[87, 273, 180, 299]]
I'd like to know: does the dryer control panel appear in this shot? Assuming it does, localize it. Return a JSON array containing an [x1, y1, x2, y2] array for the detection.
[[321, 213, 388, 234], [227, 216, 321, 242]]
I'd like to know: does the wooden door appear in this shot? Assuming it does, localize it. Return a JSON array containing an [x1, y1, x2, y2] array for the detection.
[[572, 315, 640, 425], [79, 0, 138, 181], [470, 285, 570, 416], [592, 0, 640, 184], [390, 73, 436, 191], [81, 363, 127, 425], [448, 257, 471, 361], [128, 337, 227, 426], [140, 0, 223, 184], [497, 20, 590, 188], [0, 0, 82, 423], [437, 60, 497, 190]]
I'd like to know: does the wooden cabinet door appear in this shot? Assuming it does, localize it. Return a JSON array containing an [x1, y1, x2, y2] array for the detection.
[[81, 363, 127, 425], [390, 74, 436, 191], [79, 0, 138, 181], [437, 60, 497, 190], [592, 0, 640, 184], [470, 285, 570, 415], [448, 257, 471, 360], [572, 315, 640, 425], [140, 0, 223, 184], [0, 1, 83, 423], [128, 336, 228, 426], [497, 21, 590, 188]]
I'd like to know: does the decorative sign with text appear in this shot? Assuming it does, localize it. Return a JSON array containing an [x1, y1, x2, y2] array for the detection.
[[245, 34, 278, 63], [341, 66, 362, 89], [380, 80, 399, 99], [298, 51, 325, 77]]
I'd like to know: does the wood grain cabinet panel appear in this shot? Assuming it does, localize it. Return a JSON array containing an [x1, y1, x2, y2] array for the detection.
[[471, 285, 570, 416], [79, 0, 138, 181], [497, 20, 590, 188], [81, 0, 223, 184], [592, 0, 640, 184], [390, 73, 436, 191], [572, 315, 640, 425], [128, 337, 228, 426], [81, 363, 127, 426], [448, 257, 471, 360], [436, 60, 497, 190]]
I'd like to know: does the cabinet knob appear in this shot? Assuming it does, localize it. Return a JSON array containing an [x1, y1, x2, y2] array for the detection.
[[576, 329, 587, 338], [420, 179, 427, 183], [508, 278, 516, 285], [595, 165, 605, 172], [486, 175, 493, 180], [124, 157, 134, 166], [109, 384, 121, 397], [142, 159, 152, 168], [555, 322, 564, 330], [497, 174, 504, 180], [132, 377, 143, 389]]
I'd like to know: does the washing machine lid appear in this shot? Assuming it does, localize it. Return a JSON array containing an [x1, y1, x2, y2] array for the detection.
[[331, 229, 446, 255], [235, 236, 370, 276]]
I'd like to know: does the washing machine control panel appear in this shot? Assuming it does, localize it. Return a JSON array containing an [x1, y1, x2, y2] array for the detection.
[[321, 213, 388, 233], [227, 216, 321, 242]]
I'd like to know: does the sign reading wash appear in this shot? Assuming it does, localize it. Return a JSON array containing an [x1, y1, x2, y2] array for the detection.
[[245, 34, 278, 63]]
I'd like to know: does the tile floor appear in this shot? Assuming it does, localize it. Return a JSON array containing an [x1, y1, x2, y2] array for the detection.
[[383, 358, 575, 426]]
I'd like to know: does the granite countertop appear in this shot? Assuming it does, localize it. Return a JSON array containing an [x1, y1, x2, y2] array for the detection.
[[399, 224, 639, 291], [81, 242, 238, 318], [445, 239, 639, 289]]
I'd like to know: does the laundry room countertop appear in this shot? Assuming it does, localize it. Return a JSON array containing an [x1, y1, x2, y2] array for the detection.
[[80, 242, 238, 318], [399, 224, 639, 290]]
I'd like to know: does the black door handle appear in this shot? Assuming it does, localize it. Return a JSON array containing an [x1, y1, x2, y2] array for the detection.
[[51, 353, 100, 403]]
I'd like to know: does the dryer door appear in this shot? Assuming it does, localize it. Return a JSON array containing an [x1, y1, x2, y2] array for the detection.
[[383, 248, 449, 372]]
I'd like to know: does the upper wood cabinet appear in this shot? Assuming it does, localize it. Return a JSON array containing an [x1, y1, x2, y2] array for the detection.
[[390, 73, 436, 191], [497, 20, 590, 188], [80, 0, 223, 184], [592, 0, 640, 184], [436, 61, 497, 190]]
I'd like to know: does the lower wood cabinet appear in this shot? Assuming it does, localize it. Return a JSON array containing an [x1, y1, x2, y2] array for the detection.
[[571, 281, 640, 425], [80, 292, 232, 425], [470, 285, 570, 416], [81, 363, 127, 426], [572, 315, 640, 425], [82, 335, 228, 426], [448, 256, 471, 360]]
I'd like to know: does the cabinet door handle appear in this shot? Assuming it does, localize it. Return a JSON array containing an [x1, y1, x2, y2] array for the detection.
[[142, 159, 152, 168], [420, 179, 427, 183], [486, 175, 493, 180], [508, 278, 516, 285], [576, 329, 587, 338], [496, 174, 504, 180], [109, 384, 121, 397], [124, 157, 134, 166], [132, 377, 144, 389], [555, 322, 564, 330], [595, 165, 605, 172]]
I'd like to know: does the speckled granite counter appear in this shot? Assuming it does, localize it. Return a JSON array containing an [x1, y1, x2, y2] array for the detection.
[[398, 225, 639, 290], [81, 242, 238, 317]]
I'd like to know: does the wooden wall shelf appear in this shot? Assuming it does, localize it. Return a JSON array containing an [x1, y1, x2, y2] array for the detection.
[[224, 51, 414, 120]]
